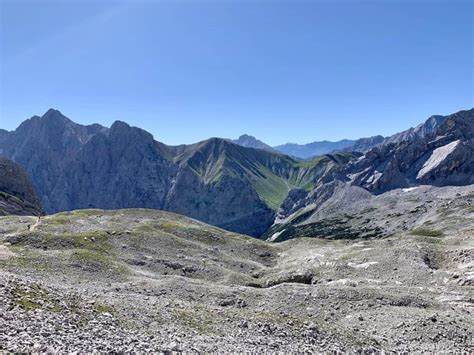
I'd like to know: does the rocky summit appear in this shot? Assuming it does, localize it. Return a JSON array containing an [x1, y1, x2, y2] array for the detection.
[[0, 107, 473, 352]]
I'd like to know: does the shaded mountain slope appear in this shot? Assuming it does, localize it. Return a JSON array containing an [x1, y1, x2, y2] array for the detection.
[[0, 158, 43, 216]]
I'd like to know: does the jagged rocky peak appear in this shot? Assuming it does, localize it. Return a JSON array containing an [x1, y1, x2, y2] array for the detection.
[[384, 113, 447, 145], [14, 108, 106, 146], [108, 120, 156, 145]]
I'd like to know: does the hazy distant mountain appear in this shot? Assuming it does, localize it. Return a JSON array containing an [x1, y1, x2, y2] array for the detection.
[[274, 114, 449, 159], [274, 140, 355, 159], [231, 134, 277, 152], [0, 109, 355, 236]]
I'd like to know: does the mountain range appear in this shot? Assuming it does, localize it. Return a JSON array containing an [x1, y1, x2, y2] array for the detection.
[[0, 107, 472, 238], [234, 114, 448, 159], [0, 109, 357, 236]]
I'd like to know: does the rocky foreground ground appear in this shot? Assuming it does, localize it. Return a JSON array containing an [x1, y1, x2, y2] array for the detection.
[[1, 185, 473, 352]]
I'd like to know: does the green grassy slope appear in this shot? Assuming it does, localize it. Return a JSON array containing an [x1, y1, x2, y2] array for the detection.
[[170, 138, 358, 210]]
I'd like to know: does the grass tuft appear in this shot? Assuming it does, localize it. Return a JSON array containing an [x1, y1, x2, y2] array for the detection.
[[410, 229, 444, 237]]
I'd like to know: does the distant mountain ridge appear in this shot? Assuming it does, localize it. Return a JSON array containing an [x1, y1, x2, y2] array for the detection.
[[231, 114, 447, 159], [274, 139, 355, 159]]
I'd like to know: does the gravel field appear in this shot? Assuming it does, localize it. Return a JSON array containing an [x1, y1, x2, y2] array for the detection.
[[1, 185, 473, 352]]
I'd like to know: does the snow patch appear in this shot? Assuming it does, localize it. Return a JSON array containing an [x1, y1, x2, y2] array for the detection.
[[402, 187, 419, 192], [347, 167, 371, 182], [268, 231, 283, 242], [417, 140, 460, 179], [347, 261, 379, 269], [366, 171, 382, 185]]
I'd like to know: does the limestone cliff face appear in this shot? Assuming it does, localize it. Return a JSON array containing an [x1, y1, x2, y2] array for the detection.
[[0, 109, 107, 211], [0, 158, 43, 216], [49, 121, 176, 212], [344, 109, 474, 192]]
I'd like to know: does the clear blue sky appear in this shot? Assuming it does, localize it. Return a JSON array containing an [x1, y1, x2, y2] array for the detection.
[[1, 0, 472, 145]]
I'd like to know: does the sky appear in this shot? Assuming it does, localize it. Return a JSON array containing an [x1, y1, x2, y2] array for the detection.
[[0, 0, 473, 146]]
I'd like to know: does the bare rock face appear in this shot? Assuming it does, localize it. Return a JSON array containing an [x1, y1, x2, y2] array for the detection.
[[347, 135, 385, 153], [164, 171, 275, 236], [0, 109, 107, 212], [0, 158, 43, 216], [345, 109, 474, 193], [50, 120, 175, 212], [384, 114, 446, 145]]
